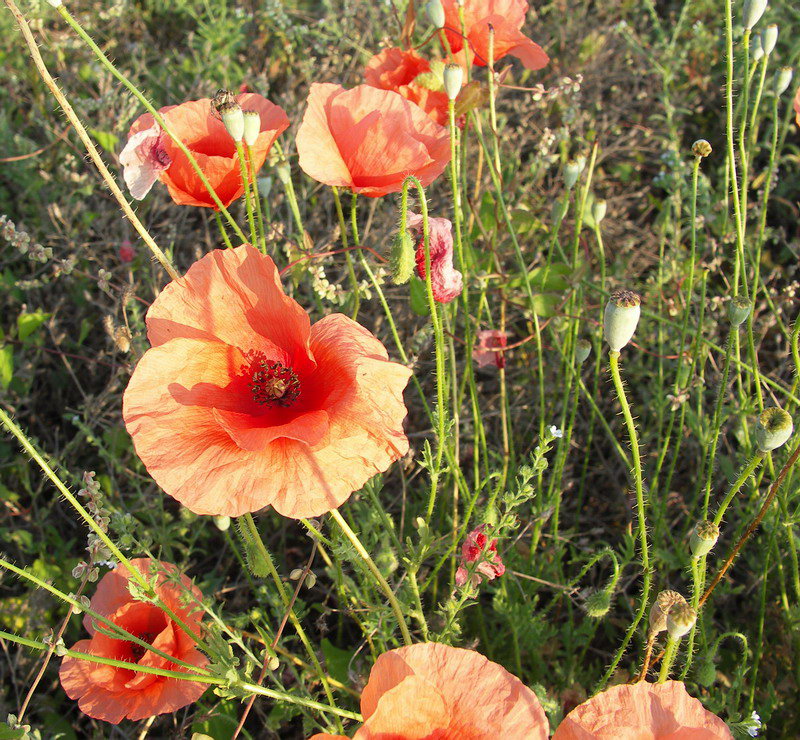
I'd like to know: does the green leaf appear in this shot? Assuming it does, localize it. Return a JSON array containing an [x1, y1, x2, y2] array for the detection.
[[89, 128, 120, 154], [17, 309, 50, 342], [0, 345, 12, 389], [321, 638, 355, 685], [409, 276, 430, 317]]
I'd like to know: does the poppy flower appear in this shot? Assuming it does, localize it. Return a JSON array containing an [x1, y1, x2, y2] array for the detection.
[[455, 524, 506, 588], [407, 210, 463, 303], [59, 558, 207, 724], [364, 47, 451, 126], [122, 93, 289, 208], [309, 642, 549, 739], [474, 329, 509, 369], [295, 83, 450, 197], [794, 85, 800, 128], [122, 245, 411, 518], [552, 680, 733, 739], [441, 0, 549, 71]]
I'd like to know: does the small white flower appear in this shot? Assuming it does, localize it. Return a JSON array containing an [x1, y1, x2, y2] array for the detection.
[[745, 710, 762, 737], [549, 425, 563, 439]]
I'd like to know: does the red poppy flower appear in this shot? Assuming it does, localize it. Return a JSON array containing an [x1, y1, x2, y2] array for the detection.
[[552, 681, 733, 739], [407, 210, 463, 303], [794, 85, 800, 128], [442, 0, 549, 71], [122, 245, 411, 518], [455, 524, 506, 587], [474, 329, 509, 369], [309, 642, 549, 739], [364, 47, 451, 126], [295, 83, 450, 197], [122, 93, 289, 208], [59, 558, 207, 724]]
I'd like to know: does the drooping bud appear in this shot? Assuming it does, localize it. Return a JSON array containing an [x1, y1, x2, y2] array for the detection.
[[692, 139, 712, 158], [242, 110, 261, 147], [761, 24, 778, 55], [649, 590, 685, 634], [667, 601, 697, 640], [218, 101, 244, 142], [690, 520, 720, 559], [728, 296, 751, 326], [390, 229, 416, 285], [751, 33, 764, 61], [425, 0, 446, 28], [742, 0, 768, 31], [775, 67, 793, 96], [755, 407, 793, 452], [593, 199, 607, 223], [575, 338, 592, 364], [564, 157, 586, 190], [584, 589, 612, 618], [443, 63, 464, 101], [604, 289, 641, 352]]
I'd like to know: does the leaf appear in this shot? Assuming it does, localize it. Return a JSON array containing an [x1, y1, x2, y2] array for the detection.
[[0, 345, 12, 389], [409, 276, 430, 316], [89, 128, 120, 154], [17, 309, 50, 342], [321, 638, 355, 685]]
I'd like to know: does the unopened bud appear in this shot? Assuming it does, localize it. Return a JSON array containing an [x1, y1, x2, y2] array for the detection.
[[604, 289, 641, 352], [667, 601, 697, 640], [242, 110, 261, 147], [728, 296, 751, 326], [267, 655, 280, 671], [649, 590, 684, 634], [219, 102, 244, 142], [692, 139, 712, 158], [584, 589, 612, 618], [443, 63, 464, 101], [564, 157, 585, 190], [213, 515, 231, 531], [305, 572, 317, 589], [593, 199, 607, 223], [742, 0, 768, 30], [391, 229, 415, 285], [47, 0, 63, 6], [690, 520, 720, 558], [755, 407, 793, 452], [275, 161, 291, 185], [751, 34, 764, 61], [576, 339, 592, 364], [775, 67, 793, 96], [761, 24, 778, 54], [425, 0, 446, 28], [289, 568, 304, 581]]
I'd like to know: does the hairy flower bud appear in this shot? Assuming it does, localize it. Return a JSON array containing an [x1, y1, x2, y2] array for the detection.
[[575, 338, 592, 364], [649, 590, 685, 635], [742, 0, 768, 30], [690, 520, 720, 559], [755, 407, 793, 452], [443, 63, 464, 101], [584, 589, 612, 618], [390, 229, 416, 284], [242, 110, 261, 147], [426, 0, 446, 28], [692, 139, 712, 158], [604, 289, 641, 352], [761, 24, 778, 55], [775, 67, 793, 96], [667, 601, 697, 640], [728, 296, 751, 326]]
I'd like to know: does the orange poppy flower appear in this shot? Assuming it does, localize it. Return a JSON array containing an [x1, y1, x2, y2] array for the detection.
[[309, 642, 549, 739], [552, 680, 733, 739], [794, 84, 800, 128], [59, 558, 207, 724], [122, 245, 411, 518], [442, 0, 549, 71], [364, 47, 451, 126], [122, 93, 289, 208], [295, 83, 450, 197]]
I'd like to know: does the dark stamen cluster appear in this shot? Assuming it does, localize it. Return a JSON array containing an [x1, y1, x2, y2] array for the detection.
[[250, 361, 301, 407]]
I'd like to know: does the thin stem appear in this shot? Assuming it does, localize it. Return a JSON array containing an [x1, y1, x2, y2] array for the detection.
[[658, 637, 679, 683], [274, 141, 306, 240], [236, 142, 258, 248], [331, 187, 360, 318], [246, 144, 268, 252], [712, 452, 764, 527], [214, 210, 234, 249]]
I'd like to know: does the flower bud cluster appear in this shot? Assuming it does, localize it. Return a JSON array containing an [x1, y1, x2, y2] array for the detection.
[[1, 215, 53, 263]]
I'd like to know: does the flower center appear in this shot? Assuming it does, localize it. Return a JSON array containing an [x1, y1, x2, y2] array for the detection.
[[130, 631, 158, 661], [250, 360, 301, 407]]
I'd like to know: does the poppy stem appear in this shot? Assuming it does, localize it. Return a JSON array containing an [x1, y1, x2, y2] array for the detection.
[[328, 508, 413, 646], [273, 141, 306, 241], [214, 211, 234, 249], [657, 637, 679, 683], [331, 186, 360, 319], [236, 142, 259, 250], [246, 144, 268, 252]]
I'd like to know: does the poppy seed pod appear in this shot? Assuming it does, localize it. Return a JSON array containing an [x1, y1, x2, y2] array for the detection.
[[692, 139, 712, 158], [751, 33, 764, 61], [443, 63, 464, 101], [426, 0, 446, 28], [213, 515, 231, 531], [775, 67, 793, 96], [584, 589, 612, 618], [47, 0, 63, 6], [742, 0, 768, 30], [593, 199, 608, 223], [275, 160, 291, 185], [755, 407, 793, 452], [762, 24, 778, 55], [564, 158, 585, 190], [575, 339, 592, 364], [390, 229, 416, 285], [728, 296, 751, 326], [690, 520, 720, 559], [242, 110, 261, 147], [218, 101, 245, 143], [649, 590, 685, 635], [667, 601, 697, 640], [604, 289, 641, 352]]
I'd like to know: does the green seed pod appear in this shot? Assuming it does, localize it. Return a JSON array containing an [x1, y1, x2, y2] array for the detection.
[[667, 601, 697, 640], [426, 0, 446, 28], [584, 589, 612, 618], [649, 590, 684, 635], [275, 161, 292, 185], [755, 407, 793, 452], [690, 520, 720, 559], [604, 289, 641, 352], [242, 110, 261, 147], [751, 33, 764, 61], [390, 229, 415, 285], [213, 515, 231, 531], [575, 339, 592, 364], [564, 157, 585, 190], [775, 67, 793, 97], [728, 296, 751, 326], [742, 0, 768, 30], [593, 199, 608, 223], [761, 24, 778, 55], [443, 63, 464, 101], [692, 139, 712, 158], [218, 101, 244, 143]]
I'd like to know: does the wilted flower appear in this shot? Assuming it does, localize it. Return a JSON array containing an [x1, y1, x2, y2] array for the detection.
[[473, 329, 508, 369], [407, 211, 463, 303]]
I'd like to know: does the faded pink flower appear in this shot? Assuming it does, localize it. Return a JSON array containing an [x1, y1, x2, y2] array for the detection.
[[119, 240, 136, 263], [120, 124, 171, 200], [408, 211, 463, 304], [474, 329, 508, 369], [455, 524, 506, 588]]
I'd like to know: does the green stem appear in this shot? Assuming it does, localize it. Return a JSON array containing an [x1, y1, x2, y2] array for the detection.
[[713, 452, 764, 527], [214, 210, 234, 249], [236, 142, 258, 247], [274, 141, 305, 240], [658, 637, 679, 683], [331, 186, 360, 318]]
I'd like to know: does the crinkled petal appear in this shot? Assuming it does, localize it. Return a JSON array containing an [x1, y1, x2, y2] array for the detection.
[[120, 126, 171, 200]]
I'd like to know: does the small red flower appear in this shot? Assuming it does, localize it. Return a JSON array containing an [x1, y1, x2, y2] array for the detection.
[[119, 240, 136, 263], [407, 211, 463, 304], [474, 329, 508, 369], [455, 524, 506, 587]]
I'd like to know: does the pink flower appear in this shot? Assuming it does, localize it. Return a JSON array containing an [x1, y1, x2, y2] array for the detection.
[[474, 329, 508, 369], [455, 524, 506, 587], [119, 124, 172, 200], [119, 240, 136, 263], [407, 211, 463, 304]]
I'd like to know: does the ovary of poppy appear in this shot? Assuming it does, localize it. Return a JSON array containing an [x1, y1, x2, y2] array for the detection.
[[364, 47, 451, 126], [59, 558, 207, 724], [552, 680, 733, 739], [407, 210, 463, 303], [442, 0, 549, 71], [310, 642, 549, 739], [123, 93, 289, 208], [122, 245, 412, 519], [295, 83, 450, 197]]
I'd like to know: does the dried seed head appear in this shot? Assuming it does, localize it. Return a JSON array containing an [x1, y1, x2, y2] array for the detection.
[[649, 590, 685, 635], [755, 407, 793, 452], [690, 520, 720, 559], [761, 24, 778, 55], [692, 139, 712, 158], [667, 601, 697, 640], [604, 289, 641, 352], [775, 67, 793, 97], [742, 0, 768, 31], [242, 110, 261, 147], [575, 338, 592, 364], [443, 63, 464, 101], [728, 296, 751, 326], [584, 589, 612, 618], [425, 0, 446, 28]]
